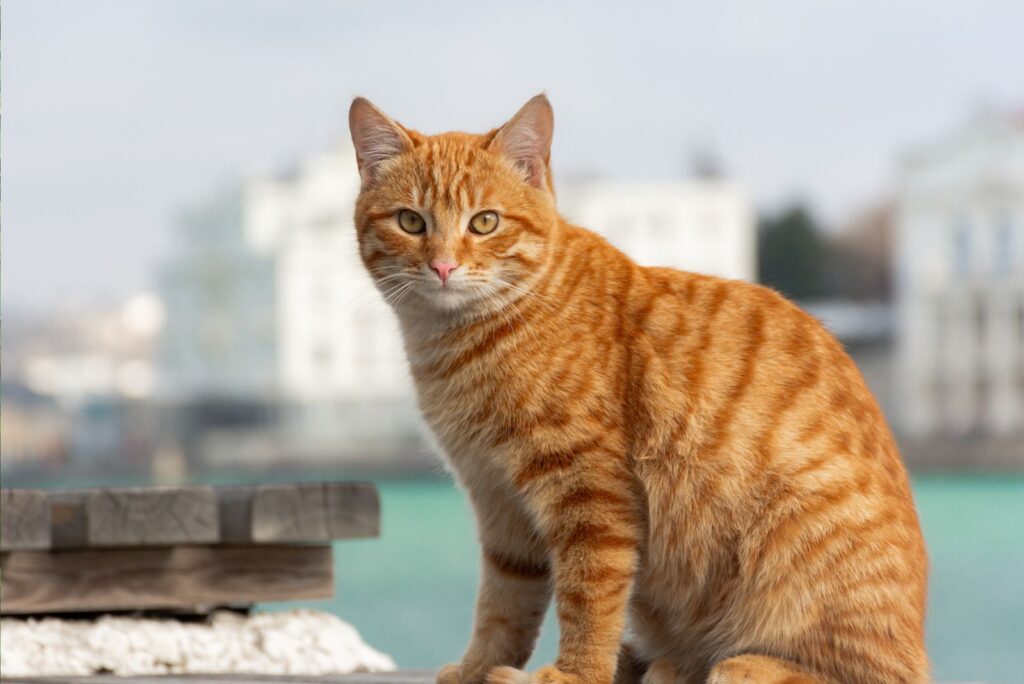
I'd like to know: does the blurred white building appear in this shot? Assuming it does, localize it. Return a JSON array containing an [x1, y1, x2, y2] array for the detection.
[[1, 294, 166, 469], [160, 194, 278, 400], [244, 147, 410, 404], [244, 146, 418, 453], [559, 180, 756, 281], [895, 111, 1024, 437], [6, 293, 164, 403]]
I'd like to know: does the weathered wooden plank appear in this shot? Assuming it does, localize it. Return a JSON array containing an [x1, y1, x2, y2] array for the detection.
[[0, 545, 333, 614], [42, 488, 221, 549], [216, 486, 253, 543], [0, 483, 380, 551], [251, 485, 329, 542], [325, 482, 381, 539], [87, 487, 219, 547], [49, 490, 88, 549], [250, 483, 380, 543], [0, 489, 50, 551], [0, 675, 435, 684]]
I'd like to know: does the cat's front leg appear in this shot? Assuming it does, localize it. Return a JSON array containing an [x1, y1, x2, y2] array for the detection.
[[440, 485, 553, 684], [442, 546, 551, 684], [488, 447, 642, 684]]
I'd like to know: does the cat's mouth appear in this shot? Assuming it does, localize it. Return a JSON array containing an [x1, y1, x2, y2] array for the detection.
[[379, 272, 507, 315], [427, 281, 482, 311]]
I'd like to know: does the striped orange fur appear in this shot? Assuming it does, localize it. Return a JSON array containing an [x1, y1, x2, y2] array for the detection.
[[349, 95, 928, 684]]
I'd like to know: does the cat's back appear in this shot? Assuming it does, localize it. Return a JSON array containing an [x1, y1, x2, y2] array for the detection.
[[629, 264, 906, 477], [628, 263, 923, 562], [534, 225, 917, 497], [621, 264, 928, 681]]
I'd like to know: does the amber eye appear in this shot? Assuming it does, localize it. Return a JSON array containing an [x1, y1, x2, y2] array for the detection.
[[397, 209, 426, 234], [469, 211, 500, 235]]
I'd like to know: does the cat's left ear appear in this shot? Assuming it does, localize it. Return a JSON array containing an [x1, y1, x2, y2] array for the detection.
[[488, 94, 554, 190]]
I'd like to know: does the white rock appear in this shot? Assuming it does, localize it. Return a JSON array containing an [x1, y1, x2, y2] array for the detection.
[[0, 609, 396, 677]]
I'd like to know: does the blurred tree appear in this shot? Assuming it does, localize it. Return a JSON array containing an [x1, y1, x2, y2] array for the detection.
[[757, 204, 830, 300], [828, 203, 894, 301]]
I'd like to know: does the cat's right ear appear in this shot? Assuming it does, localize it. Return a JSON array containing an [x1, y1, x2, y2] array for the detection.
[[349, 97, 413, 185]]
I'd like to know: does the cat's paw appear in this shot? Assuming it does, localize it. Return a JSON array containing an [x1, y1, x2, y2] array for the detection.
[[706, 655, 818, 684], [485, 665, 579, 684], [641, 659, 682, 684], [437, 663, 463, 684]]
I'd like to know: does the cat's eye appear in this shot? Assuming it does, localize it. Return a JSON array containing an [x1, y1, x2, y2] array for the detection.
[[397, 209, 426, 234], [469, 211, 500, 235]]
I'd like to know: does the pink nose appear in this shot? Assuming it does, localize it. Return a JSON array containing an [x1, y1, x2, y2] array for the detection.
[[430, 261, 458, 285]]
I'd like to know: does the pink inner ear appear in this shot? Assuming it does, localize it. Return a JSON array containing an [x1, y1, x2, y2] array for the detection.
[[521, 157, 546, 187], [498, 130, 548, 188], [490, 95, 554, 188], [349, 98, 411, 179], [357, 125, 406, 168]]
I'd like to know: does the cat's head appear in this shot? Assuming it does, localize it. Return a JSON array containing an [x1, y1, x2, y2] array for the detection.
[[349, 95, 559, 317]]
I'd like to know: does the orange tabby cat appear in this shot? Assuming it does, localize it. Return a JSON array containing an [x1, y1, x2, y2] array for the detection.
[[348, 94, 928, 684]]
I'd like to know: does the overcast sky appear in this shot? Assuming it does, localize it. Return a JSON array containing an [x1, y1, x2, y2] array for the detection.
[[4, 0, 1022, 312]]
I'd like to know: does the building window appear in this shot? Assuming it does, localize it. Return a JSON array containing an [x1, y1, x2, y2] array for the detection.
[[994, 213, 1014, 277], [953, 216, 971, 277], [973, 294, 986, 352]]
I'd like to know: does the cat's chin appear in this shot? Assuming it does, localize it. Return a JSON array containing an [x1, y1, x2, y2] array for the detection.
[[416, 286, 485, 315]]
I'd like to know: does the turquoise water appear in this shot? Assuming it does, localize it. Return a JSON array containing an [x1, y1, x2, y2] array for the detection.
[[913, 476, 1024, 683], [5, 471, 1023, 682]]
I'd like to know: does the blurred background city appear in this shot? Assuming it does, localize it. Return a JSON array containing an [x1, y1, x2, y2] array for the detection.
[[2, 1, 1022, 682]]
